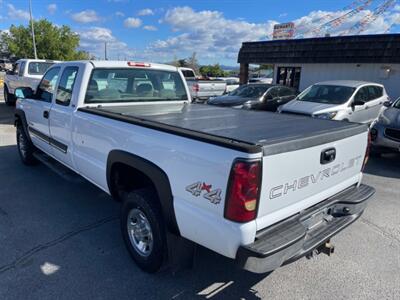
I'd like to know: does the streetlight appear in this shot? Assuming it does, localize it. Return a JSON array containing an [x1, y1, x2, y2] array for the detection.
[[29, 0, 38, 59]]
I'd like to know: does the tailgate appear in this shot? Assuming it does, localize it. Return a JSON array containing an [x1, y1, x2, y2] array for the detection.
[[199, 82, 226, 96], [256, 131, 368, 231]]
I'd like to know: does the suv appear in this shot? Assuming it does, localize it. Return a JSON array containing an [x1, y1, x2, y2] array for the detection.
[[3, 59, 58, 106], [279, 80, 389, 123]]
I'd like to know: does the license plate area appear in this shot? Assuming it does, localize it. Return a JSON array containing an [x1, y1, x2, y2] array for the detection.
[[301, 208, 332, 231]]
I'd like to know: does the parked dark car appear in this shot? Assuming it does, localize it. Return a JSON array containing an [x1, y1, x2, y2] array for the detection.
[[371, 98, 400, 154], [207, 84, 297, 111]]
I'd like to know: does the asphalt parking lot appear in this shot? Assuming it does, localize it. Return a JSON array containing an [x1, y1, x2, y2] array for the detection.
[[0, 91, 399, 300]]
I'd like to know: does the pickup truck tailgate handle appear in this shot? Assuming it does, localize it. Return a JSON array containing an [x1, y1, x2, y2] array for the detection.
[[43, 111, 49, 119], [320, 148, 336, 164]]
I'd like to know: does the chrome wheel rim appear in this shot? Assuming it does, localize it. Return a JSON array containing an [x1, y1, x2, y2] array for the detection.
[[18, 131, 28, 158], [127, 208, 153, 257]]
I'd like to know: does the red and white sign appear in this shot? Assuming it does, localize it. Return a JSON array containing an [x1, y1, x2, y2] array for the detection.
[[272, 22, 295, 40]]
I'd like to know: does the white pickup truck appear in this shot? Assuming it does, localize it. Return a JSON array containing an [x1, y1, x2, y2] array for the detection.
[[4, 59, 57, 106], [14, 60, 374, 274], [179, 67, 227, 102]]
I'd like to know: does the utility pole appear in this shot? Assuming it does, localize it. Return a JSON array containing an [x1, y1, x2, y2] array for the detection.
[[104, 42, 108, 60], [29, 0, 38, 59]]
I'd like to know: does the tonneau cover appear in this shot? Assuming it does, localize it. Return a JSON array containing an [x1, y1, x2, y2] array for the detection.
[[79, 103, 368, 155]]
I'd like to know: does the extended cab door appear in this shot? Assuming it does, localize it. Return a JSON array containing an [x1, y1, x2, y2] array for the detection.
[[6, 63, 20, 92], [24, 67, 60, 154], [48, 66, 80, 167]]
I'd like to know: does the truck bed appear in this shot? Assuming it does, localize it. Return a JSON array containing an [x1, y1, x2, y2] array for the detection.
[[79, 103, 368, 155]]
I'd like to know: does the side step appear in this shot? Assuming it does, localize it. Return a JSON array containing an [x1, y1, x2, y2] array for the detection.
[[33, 151, 84, 184]]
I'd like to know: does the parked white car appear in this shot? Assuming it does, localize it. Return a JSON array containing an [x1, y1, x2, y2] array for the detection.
[[14, 61, 374, 274], [4, 59, 58, 105], [279, 80, 389, 123]]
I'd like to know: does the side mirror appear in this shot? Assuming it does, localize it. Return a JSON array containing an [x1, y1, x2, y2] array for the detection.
[[264, 94, 273, 101], [6, 70, 16, 75], [15, 87, 34, 99], [383, 101, 391, 107]]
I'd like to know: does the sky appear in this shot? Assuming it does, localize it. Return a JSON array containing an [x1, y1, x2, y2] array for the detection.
[[1, 0, 400, 66]]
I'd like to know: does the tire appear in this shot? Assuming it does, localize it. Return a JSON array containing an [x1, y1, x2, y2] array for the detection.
[[4, 85, 16, 106], [16, 125, 37, 165], [120, 188, 166, 273]]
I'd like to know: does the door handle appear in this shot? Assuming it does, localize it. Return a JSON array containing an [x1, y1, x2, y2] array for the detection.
[[43, 111, 49, 119]]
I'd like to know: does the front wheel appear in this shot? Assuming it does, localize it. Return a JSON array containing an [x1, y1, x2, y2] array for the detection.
[[120, 188, 166, 273], [16, 125, 37, 165], [4, 85, 16, 106]]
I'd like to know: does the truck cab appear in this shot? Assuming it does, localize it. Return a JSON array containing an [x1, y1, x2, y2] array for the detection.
[[4, 59, 58, 106]]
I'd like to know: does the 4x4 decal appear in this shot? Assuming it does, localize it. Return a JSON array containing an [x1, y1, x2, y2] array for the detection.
[[186, 182, 222, 204]]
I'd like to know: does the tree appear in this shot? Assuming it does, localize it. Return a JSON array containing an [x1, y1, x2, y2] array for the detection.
[[199, 64, 226, 77], [187, 52, 199, 74], [177, 59, 187, 67], [2, 19, 90, 60], [0, 31, 8, 54]]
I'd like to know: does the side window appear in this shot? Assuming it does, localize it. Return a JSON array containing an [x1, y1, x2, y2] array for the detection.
[[366, 86, 378, 101], [375, 86, 383, 98], [36, 67, 61, 102], [56, 67, 79, 106], [279, 87, 294, 97], [267, 87, 279, 99], [370, 86, 383, 100], [18, 62, 26, 76], [355, 87, 369, 102]]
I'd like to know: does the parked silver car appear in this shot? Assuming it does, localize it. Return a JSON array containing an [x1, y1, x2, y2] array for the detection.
[[370, 97, 400, 154], [279, 80, 389, 124]]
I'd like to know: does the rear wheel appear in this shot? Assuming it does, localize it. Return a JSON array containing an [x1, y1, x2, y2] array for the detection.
[[4, 85, 16, 106], [120, 188, 166, 273], [16, 125, 37, 165]]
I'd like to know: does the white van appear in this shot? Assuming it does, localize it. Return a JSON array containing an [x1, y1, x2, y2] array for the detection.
[[279, 80, 389, 124]]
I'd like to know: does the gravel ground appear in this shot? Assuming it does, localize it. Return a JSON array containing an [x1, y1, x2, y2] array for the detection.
[[0, 94, 399, 299]]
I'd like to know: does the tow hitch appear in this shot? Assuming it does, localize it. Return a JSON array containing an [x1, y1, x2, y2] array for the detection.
[[306, 240, 335, 259]]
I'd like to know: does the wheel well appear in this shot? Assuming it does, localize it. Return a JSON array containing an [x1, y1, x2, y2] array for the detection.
[[110, 162, 157, 201]]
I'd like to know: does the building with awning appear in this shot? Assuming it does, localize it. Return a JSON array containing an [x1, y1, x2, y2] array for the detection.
[[238, 34, 400, 98]]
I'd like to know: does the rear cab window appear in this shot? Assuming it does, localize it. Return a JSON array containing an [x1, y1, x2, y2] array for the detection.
[[28, 62, 54, 75], [181, 70, 196, 79], [85, 68, 189, 104]]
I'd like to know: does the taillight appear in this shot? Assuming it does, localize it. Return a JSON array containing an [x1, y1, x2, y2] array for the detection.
[[362, 131, 371, 171], [193, 83, 200, 93], [225, 160, 262, 223]]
